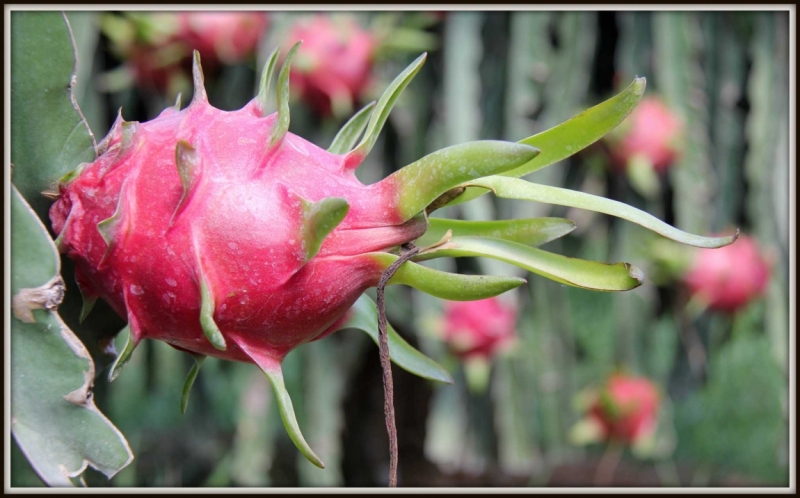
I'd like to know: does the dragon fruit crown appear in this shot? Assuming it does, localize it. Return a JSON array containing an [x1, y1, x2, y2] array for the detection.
[[49, 41, 738, 468]]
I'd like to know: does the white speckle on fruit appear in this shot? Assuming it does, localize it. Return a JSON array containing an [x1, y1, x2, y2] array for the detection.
[[166, 278, 177, 287], [130, 285, 144, 295]]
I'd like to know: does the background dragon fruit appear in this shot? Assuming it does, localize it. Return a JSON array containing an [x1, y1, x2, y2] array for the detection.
[[286, 15, 377, 117], [442, 297, 517, 360], [102, 12, 268, 96], [10, 10, 789, 488], [683, 235, 771, 313], [588, 374, 661, 444]]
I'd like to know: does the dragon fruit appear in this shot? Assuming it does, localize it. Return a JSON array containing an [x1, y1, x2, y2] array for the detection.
[[46, 38, 739, 472], [683, 234, 771, 313], [588, 374, 661, 444], [48, 45, 542, 468], [606, 96, 684, 174], [175, 12, 269, 65], [286, 15, 376, 116], [442, 297, 516, 360]]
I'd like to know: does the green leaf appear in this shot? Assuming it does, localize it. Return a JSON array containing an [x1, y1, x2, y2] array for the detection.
[[199, 268, 227, 351], [264, 366, 325, 469], [328, 101, 377, 155], [468, 176, 738, 248], [107, 325, 136, 383], [367, 252, 526, 300], [447, 77, 647, 207], [415, 217, 576, 248], [386, 141, 540, 222], [345, 53, 427, 168], [11, 186, 132, 486], [255, 46, 279, 115], [300, 196, 350, 262], [415, 236, 643, 291], [11, 11, 97, 224], [337, 294, 453, 384], [180, 354, 206, 414], [269, 41, 300, 148]]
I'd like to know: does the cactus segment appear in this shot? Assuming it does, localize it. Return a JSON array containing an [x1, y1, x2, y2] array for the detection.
[[328, 100, 377, 155], [180, 353, 206, 414], [467, 176, 739, 249], [384, 141, 540, 222], [269, 41, 301, 148], [190, 50, 207, 105], [236, 341, 325, 469], [414, 236, 643, 292], [344, 53, 426, 170], [367, 252, 526, 300], [108, 324, 137, 382], [335, 294, 454, 384], [96, 179, 131, 267], [171, 140, 201, 225], [256, 46, 280, 116], [300, 196, 350, 262], [415, 217, 577, 248]]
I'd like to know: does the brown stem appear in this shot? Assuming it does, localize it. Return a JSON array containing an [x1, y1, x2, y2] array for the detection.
[[376, 243, 420, 487]]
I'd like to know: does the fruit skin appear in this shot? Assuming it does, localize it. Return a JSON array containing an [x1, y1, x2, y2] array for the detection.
[[588, 374, 660, 444], [286, 16, 376, 116], [683, 234, 770, 312], [442, 297, 517, 360], [49, 90, 425, 366], [607, 96, 684, 173]]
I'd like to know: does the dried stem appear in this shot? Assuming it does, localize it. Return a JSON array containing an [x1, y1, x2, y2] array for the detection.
[[376, 242, 420, 487]]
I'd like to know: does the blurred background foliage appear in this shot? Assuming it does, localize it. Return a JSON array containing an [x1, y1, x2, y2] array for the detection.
[[11, 9, 790, 487]]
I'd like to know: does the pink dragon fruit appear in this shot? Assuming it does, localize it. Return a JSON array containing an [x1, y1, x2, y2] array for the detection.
[[588, 374, 660, 444], [49, 45, 540, 468], [175, 11, 269, 65], [606, 96, 684, 174], [104, 12, 268, 95], [442, 297, 517, 360], [286, 15, 376, 116], [683, 234, 771, 313]]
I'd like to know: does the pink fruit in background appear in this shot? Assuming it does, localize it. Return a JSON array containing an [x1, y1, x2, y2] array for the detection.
[[607, 96, 684, 173], [104, 12, 268, 95], [442, 297, 517, 360], [683, 234, 770, 312], [589, 374, 660, 444], [49, 47, 539, 467], [286, 16, 377, 116], [176, 12, 269, 65]]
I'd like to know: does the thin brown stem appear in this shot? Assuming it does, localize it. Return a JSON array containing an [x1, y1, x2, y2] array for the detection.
[[376, 243, 420, 487]]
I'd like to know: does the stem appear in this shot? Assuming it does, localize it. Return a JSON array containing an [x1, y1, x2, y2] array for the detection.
[[376, 243, 420, 487]]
